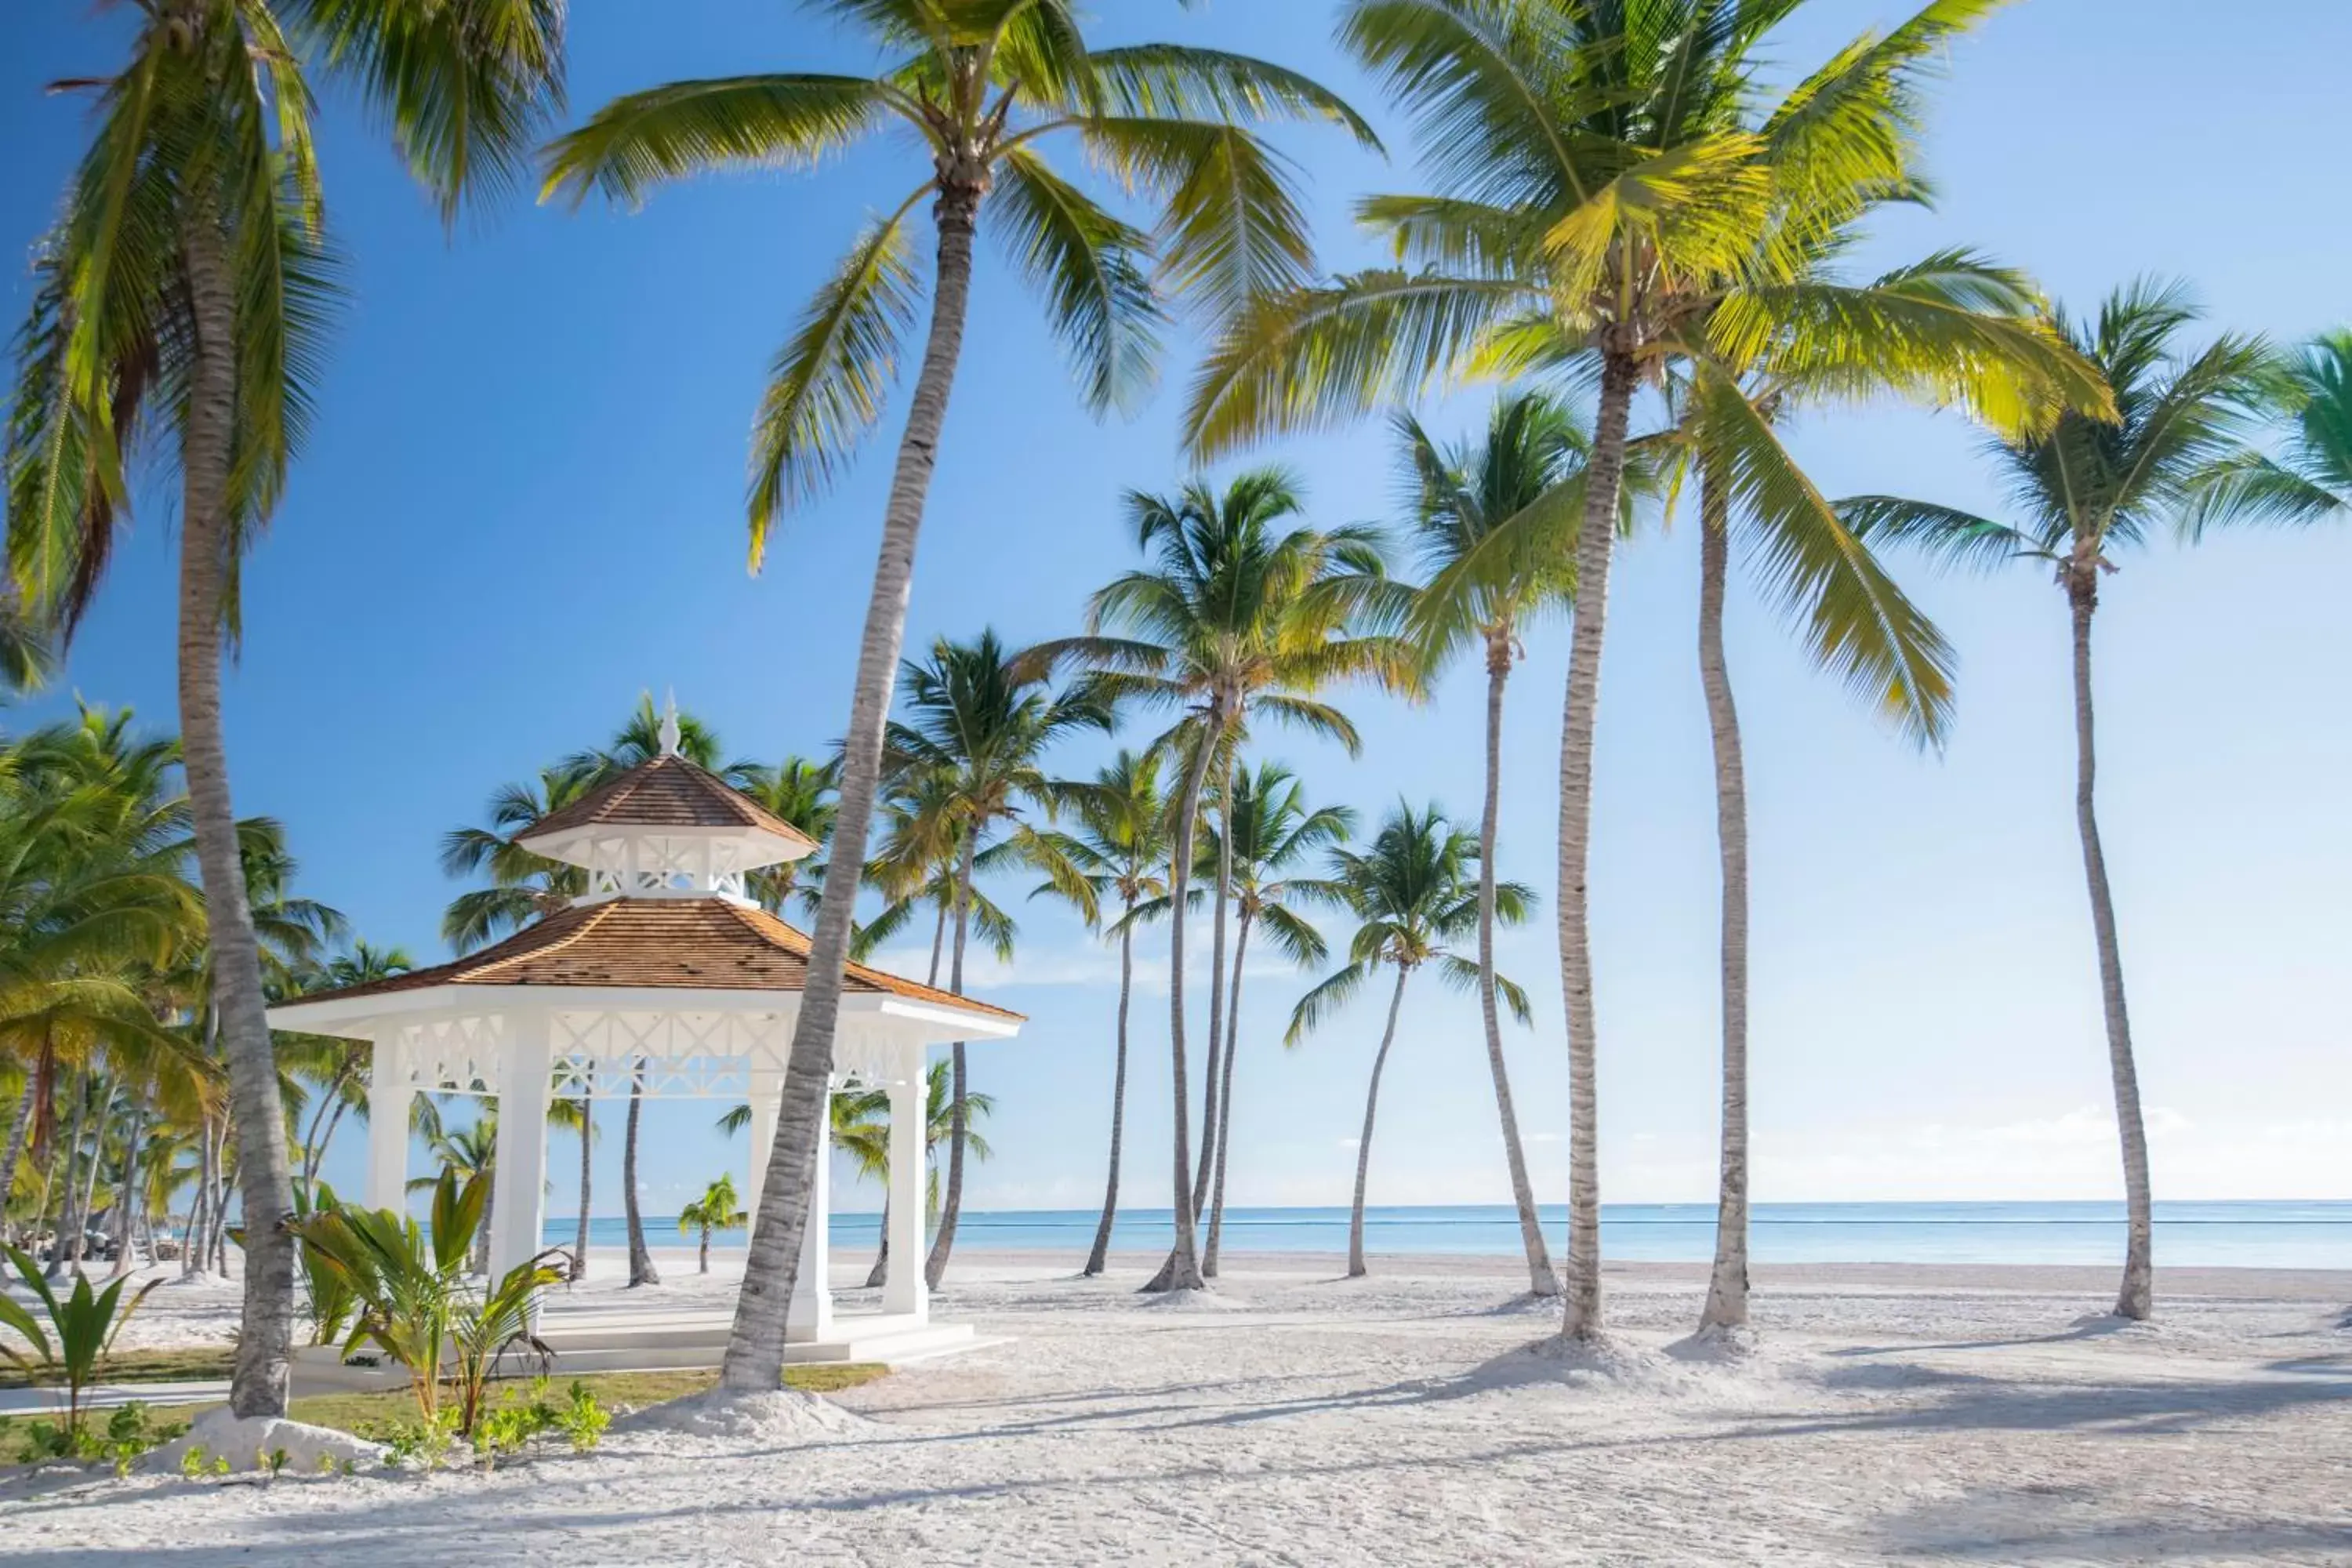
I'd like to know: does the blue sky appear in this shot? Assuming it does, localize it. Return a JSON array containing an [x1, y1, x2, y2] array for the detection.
[[6, 1, 2349, 1225]]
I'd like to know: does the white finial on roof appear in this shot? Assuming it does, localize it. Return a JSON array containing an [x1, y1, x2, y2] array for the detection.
[[659, 688, 682, 758]]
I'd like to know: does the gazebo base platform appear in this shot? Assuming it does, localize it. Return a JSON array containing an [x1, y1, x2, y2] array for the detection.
[[294, 1309, 985, 1392]]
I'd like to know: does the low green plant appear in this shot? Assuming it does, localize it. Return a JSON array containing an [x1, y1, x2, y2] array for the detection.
[[180, 1444, 211, 1479], [367, 1406, 463, 1471], [558, 1380, 610, 1454], [0, 1244, 162, 1449], [292, 1165, 568, 1438], [262, 1446, 290, 1477]]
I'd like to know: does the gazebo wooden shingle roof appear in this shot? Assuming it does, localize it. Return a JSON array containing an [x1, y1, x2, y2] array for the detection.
[[267, 703, 1020, 1348]]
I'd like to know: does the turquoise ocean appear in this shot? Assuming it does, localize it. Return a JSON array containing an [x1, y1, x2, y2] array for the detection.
[[553, 1200, 2352, 1269]]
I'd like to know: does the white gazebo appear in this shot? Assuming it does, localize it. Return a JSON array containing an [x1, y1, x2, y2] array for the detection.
[[269, 716, 1022, 1361]]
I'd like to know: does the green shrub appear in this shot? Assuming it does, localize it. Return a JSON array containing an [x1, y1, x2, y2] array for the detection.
[[559, 1381, 611, 1454], [0, 1245, 161, 1450]]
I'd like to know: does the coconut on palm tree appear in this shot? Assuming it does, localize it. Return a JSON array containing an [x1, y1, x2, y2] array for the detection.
[[680, 1175, 748, 1276], [543, 0, 1375, 1392], [1025, 470, 1412, 1291], [1288, 801, 1532, 1279], [880, 630, 1106, 1288], [1025, 750, 1174, 1276], [1184, 0, 2082, 1342], [1842, 282, 2328, 1319], [7, 0, 564, 1417]]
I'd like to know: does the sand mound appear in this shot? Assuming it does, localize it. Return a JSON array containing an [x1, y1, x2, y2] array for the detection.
[[618, 1388, 864, 1444], [1666, 1323, 1762, 1363], [1134, 1287, 1247, 1311], [150, 1410, 383, 1474]]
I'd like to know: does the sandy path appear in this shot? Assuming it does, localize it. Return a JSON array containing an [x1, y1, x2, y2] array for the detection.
[[5, 1257, 2350, 1565]]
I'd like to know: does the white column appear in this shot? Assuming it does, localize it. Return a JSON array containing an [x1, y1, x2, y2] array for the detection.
[[885, 1046, 928, 1323], [787, 1074, 833, 1343], [488, 1011, 554, 1283], [364, 1031, 410, 1213], [745, 1069, 782, 1222]]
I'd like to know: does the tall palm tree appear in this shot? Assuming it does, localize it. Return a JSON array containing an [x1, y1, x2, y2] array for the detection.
[[679, 1174, 746, 1276], [438, 769, 593, 953], [559, 1091, 596, 1283], [1396, 392, 1595, 1299], [1027, 470, 1411, 1291], [741, 754, 841, 916], [1195, 761, 1348, 1275], [1842, 283, 2326, 1320], [1184, 0, 2069, 1341], [1655, 237, 2103, 1334], [882, 628, 1106, 1287], [1288, 801, 1532, 1279], [1026, 750, 1174, 1276], [7, 0, 564, 1416], [544, 1, 1375, 1393]]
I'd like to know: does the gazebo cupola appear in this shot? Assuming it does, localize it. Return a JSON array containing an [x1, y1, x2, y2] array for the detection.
[[515, 703, 815, 905]]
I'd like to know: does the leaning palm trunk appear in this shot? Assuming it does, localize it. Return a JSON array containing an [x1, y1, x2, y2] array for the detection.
[[109, 1101, 148, 1279], [46, 1076, 89, 1279], [1203, 908, 1251, 1276], [721, 180, 984, 1391], [180, 213, 302, 1416], [1556, 350, 1641, 1341], [573, 1092, 593, 1283], [926, 836, 978, 1290], [1347, 969, 1412, 1279], [625, 1065, 659, 1287], [0, 1091, 31, 1220], [1192, 759, 1235, 1217], [1083, 918, 1138, 1276], [1479, 633, 1559, 1299], [866, 1200, 891, 1289], [1144, 711, 1223, 1293], [2068, 561, 2154, 1319], [183, 1120, 215, 1279], [1696, 476, 1752, 1332]]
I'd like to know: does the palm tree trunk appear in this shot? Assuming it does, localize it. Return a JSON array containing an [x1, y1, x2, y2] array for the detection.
[[314, 1093, 354, 1186], [47, 1072, 89, 1279], [180, 211, 301, 1416], [1203, 908, 1250, 1277], [1478, 633, 1559, 1299], [924, 833, 978, 1289], [572, 1092, 593, 1284], [1193, 755, 1235, 1216], [2068, 564, 2153, 1319], [1144, 713, 1224, 1293], [927, 894, 949, 987], [0, 1089, 34, 1226], [1348, 967, 1411, 1279], [1696, 476, 1752, 1333], [1556, 347, 1639, 1342], [866, 1199, 890, 1289], [625, 1065, 659, 1287], [299, 1058, 358, 1189], [721, 176, 985, 1391], [699, 1227, 711, 1275], [109, 1100, 147, 1279], [183, 1120, 214, 1279], [1083, 916, 1136, 1277]]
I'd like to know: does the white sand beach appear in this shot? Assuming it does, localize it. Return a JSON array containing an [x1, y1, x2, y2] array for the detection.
[[6, 1251, 2350, 1565]]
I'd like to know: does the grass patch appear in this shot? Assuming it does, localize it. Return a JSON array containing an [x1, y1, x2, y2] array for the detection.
[[0, 1345, 234, 1389], [133, 1363, 888, 1438]]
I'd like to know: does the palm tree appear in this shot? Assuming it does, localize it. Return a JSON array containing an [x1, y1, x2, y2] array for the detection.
[[285, 942, 414, 1189], [1288, 802, 1532, 1278], [881, 629, 1106, 1288], [1196, 761, 1348, 1275], [1027, 470, 1411, 1291], [1396, 392, 1594, 1299], [679, 1174, 747, 1276], [741, 754, 841, 916], [7, 1, 564, 1417], [544, 2, 1376, 1393], [551, 1092, 595, 1283], [1656, 236, 2104, 1334], [623, 1064, 659, 1289], [1842, 282, 2327, 1320], [1184, 0, 2063, 1343], [438, 769, 593, 953], [1025, 750, 1174, 1276]]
